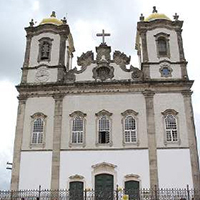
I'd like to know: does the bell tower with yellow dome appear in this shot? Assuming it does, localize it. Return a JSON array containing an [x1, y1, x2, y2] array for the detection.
[[136, 6, 188, 81], [21, 11, 75, 84]]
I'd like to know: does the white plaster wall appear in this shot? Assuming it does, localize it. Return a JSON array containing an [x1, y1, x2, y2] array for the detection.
[[19, 151, 52, 190], [150, 63, 182, 79], [27, 68, 58, 83], [154, 93, 188, 147], [75, 63, 132, 82], [22, 97, 55, 150], [61, 93, 147, 149], [60, 150, 150, 189], [29, 33, 60, 67], [157, 149, 193, 188], [146, 28, 179, 62]]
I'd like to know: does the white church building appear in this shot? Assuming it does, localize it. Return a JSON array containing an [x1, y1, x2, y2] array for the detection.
[[11, 7, 200, 193]]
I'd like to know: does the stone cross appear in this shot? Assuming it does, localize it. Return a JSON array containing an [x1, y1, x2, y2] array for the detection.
[[96, 29, 111, 44]]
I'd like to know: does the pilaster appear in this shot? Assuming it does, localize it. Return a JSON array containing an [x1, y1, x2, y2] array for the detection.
[[21, 35, 32, 83], [140, 31, 150, 80], [57, 34, 67, 82], [143, 90, 158, 188], [11, 95, 27, 190], [182, 90, 200, 190], [50, 94, 64, 190]]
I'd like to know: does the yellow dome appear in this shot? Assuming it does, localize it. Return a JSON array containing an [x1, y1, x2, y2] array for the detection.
[[39, 11, 63, 26], [145, 7, 171, 21]]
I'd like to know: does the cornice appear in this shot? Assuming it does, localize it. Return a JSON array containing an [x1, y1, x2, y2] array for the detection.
[[137, 20, 183, 32], [25, 24, 70, 37]]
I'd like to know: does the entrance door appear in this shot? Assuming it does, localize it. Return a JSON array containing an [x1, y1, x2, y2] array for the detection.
[[95, 174, 114, 200], [69, 181, 83, 200], [125, 180, 139, 200]]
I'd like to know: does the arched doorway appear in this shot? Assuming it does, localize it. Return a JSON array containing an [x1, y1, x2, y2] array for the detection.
[[95, 173, 114, 200], [125, 180, 140, 200]]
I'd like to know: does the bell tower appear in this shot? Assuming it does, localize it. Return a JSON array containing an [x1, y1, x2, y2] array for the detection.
[[21, 11, 75, 84], [136, 6, 188, 81]]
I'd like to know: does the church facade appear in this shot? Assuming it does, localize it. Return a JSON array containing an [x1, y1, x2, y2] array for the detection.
[[11, 8, 200, 192]]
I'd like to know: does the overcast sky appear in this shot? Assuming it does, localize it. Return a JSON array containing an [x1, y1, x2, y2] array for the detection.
[[0, 0, 199, 190]]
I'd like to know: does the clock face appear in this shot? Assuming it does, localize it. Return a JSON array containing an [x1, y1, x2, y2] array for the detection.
[[35, 66, 50, 82]]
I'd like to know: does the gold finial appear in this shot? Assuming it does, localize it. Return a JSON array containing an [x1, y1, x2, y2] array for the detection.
[[153, 6, 158, 13], [51, 11, 56, 17]]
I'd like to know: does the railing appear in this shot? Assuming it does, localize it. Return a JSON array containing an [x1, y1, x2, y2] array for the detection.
[[0, 187, 199, 200]]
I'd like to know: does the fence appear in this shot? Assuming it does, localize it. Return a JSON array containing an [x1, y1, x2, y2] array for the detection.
[[0, 186, 199, 200]]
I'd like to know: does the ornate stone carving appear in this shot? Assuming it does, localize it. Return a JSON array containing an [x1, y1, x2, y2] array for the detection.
[[95, 109, 112, 117], [69, 111, 87, 118], [113, 51, 130, 71], [93, 56, 114, 81], [121, 109, 138, 117], [31, 112, 47, 119], [161, 109, 178, 116], [131, 66, 143, 80], [64, 69, 76, 83], [96, 43, 111, 62], [92, 162, 117, 169], [77, 51, 94, 67], [159, 64, 173, 77], [69, 174, 84, 180], [124, 174, 140, 179]]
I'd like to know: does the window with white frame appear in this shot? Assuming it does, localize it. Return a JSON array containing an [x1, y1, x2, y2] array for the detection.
[[164, 114, 178, 142], [72, 116, 84, 144], [162, 109, 179, 143], [31, 113, 46, 145], [69, 111, 86, 146], [121, 109, 138, 145], [99, 116, 110, 144], [124, 116, 137, 143], [95, 110, 112, 145]]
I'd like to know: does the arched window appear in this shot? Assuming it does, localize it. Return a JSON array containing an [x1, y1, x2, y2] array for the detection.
[[38, 37, 53, 62], [164, 114, 178, 142], [124, 116, 137, 143], [121, 110, 138, 145], [99, 116, 110, 144], [72, 116, 84, 144], [31, 113, 46, 145], [69, 111, 86, 146], [95, 110, 112, 145]]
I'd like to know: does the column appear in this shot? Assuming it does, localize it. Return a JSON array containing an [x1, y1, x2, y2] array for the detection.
[[51, 94, 64, 190], [182, 90, 200, 190], [143, 90, 159, 188], [11, 95, 27, 190]]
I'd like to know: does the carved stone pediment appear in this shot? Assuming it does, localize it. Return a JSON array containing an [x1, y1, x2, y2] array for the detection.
[[113, 51, 131, 71], [96, 44, 111, 63], [124, 174, 140, 179], [161, 109, 178, 116], [69, 111, 87, 117], [77, 51, 94, 68], [69, 174, 84, 180], [95, 109, 113, 117], [92, 162, 117, 169], [121, 109, 138, 117]]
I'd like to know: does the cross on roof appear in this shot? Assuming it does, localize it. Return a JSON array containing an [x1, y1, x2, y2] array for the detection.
[[96, 29, 111, 44]]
